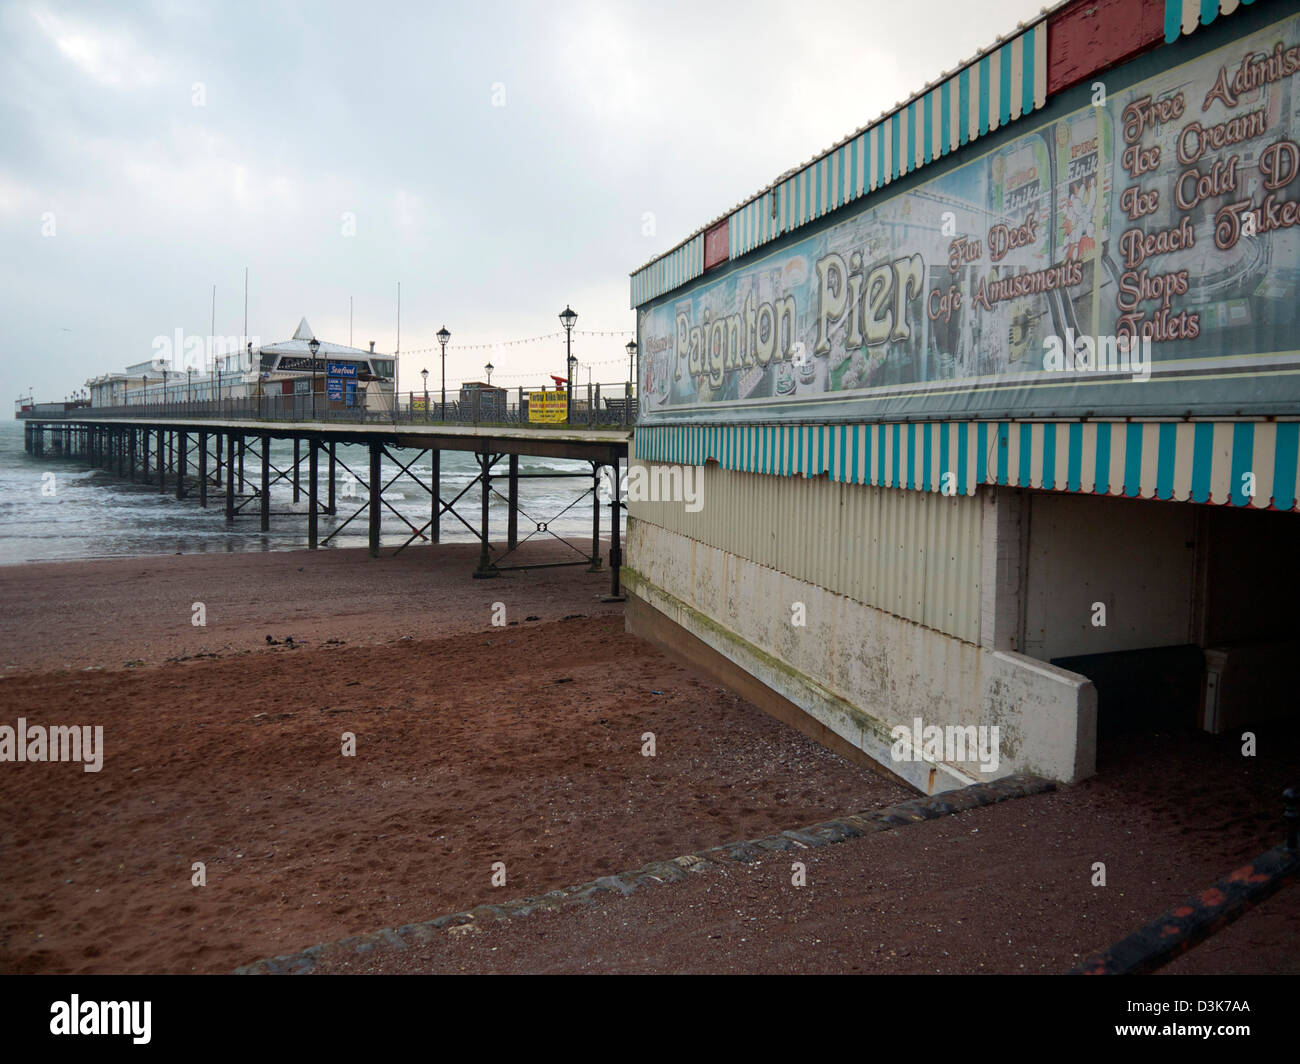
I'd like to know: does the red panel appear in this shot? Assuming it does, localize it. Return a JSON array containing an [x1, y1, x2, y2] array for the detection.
[[1047, 0, 1167, 97], [704, 219, 728, 270]]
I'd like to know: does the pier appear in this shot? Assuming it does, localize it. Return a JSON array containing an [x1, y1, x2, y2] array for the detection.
[[20, 407, 631, 594]]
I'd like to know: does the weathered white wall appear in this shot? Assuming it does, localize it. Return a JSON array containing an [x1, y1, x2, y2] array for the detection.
[[625, 516, 1096, 789], [627, 459, 983, 642], [1021, 493, 1197, 661]]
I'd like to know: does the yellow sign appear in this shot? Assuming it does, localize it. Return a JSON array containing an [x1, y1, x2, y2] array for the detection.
[[528, 391, 567, 423]]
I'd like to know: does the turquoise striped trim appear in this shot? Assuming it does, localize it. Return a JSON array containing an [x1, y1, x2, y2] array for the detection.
[[628, 420, 1300, 513], [1095, 423, 1112, 495], [1042, 424, 1057, 490], [1166, 0, 1258, 44], [1124, 423, 1143, 498], [1229, 422, 1254, 507], [977, 54, 991, 136], [1191, 423, 1214, 503], [1274, 423, 1299, 510], [1155, 423, 1177, 499]]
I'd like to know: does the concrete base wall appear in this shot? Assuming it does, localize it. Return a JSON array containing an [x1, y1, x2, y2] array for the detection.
[[624, 517, 1096, 791]]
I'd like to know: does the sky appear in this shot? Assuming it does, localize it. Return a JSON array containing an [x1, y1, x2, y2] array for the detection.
[[0, 0, 1050, 402]]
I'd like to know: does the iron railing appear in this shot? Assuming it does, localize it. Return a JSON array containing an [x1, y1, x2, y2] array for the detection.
[[17, 382, 639, 429]]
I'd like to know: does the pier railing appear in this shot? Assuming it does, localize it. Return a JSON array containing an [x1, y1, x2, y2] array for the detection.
[[17, 382, 639, 429]]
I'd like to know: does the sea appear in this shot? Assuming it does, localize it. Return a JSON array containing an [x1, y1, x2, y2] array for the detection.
[[0, 418, 621, 566]]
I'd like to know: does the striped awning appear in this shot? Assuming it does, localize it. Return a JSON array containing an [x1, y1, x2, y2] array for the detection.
[[630, 20, 1049, 309], [1165, 0, 1258, 43], [629, 234, 704, 312], [729, 22, 1047, 262], [635, 419, 1300, 512]]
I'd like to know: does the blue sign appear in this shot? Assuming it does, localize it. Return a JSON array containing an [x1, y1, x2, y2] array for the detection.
[[346, 379, 357, 407], [327, 361, 357, 378], [326, 377, 344, 400]]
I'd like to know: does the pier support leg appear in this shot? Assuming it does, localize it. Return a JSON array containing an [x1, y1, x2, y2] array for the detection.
[[588, 462, 602, 571], [129, 430, 136, 482], [176, 431, 187, 499], [260, 433, 270, 532], [328, 442, 336, 516], [606, 457, 623, 600], [473, 451, 497, 579], [368, 442, 381, 558], [225, 434, 236, 521], [507, 453, 518, 550], [308, 440, 318, 549], [238, 438, 245, 495], [293, 439, 300, 503], [198, 432, 207, 506], [117, 429, 125, 478], [431, 449, 441, 544], [159, 431, 168, 494]]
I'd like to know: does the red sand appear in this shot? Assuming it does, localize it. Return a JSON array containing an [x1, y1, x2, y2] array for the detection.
[[0, 544, 1295, 975]]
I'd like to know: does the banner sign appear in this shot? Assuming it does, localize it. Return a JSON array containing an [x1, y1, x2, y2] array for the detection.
[[327, 361, 357, 378], [528, 391, 568, 423], [326, 377, 344, 401], [638, 11, 1300, 424]]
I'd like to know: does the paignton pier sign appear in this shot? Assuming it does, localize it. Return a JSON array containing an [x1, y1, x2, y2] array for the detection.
[[638, 10, 1300, 424]]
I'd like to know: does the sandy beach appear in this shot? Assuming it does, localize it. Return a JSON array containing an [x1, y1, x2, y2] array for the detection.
[[0, 543, 1295, 975]]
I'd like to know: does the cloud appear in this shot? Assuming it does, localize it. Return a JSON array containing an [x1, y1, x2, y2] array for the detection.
[[30, 6, 168, 89]]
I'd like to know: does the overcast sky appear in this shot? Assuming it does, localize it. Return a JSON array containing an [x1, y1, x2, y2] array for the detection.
[[1, 0, 1049, 401]]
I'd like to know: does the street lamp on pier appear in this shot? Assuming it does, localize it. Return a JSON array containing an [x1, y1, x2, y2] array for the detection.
[[559, 305, 577, 423], [421, 367, 429, 421], [308, 336, 320, 420], [484, 361, 494, 386], [436, 326, 450, 418]]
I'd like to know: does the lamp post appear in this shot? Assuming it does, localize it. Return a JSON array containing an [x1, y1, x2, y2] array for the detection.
[[187, 368, 193, 404], [559, 305, 577, 423], [421, 368, 429, 421], [484, 361, 493, 386], [436, 326, 450, 418], [308, 336, 320, 420], [625, 339, 637, 425]]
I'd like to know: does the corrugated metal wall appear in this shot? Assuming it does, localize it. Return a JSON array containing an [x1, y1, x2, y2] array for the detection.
[[627, 460, 983, 643]]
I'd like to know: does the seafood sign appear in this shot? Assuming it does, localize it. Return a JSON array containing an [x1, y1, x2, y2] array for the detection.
[[637, 11, 1300, 424]]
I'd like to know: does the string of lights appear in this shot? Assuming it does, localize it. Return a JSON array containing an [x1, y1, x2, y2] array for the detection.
[[400, 328, 632, 355]]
